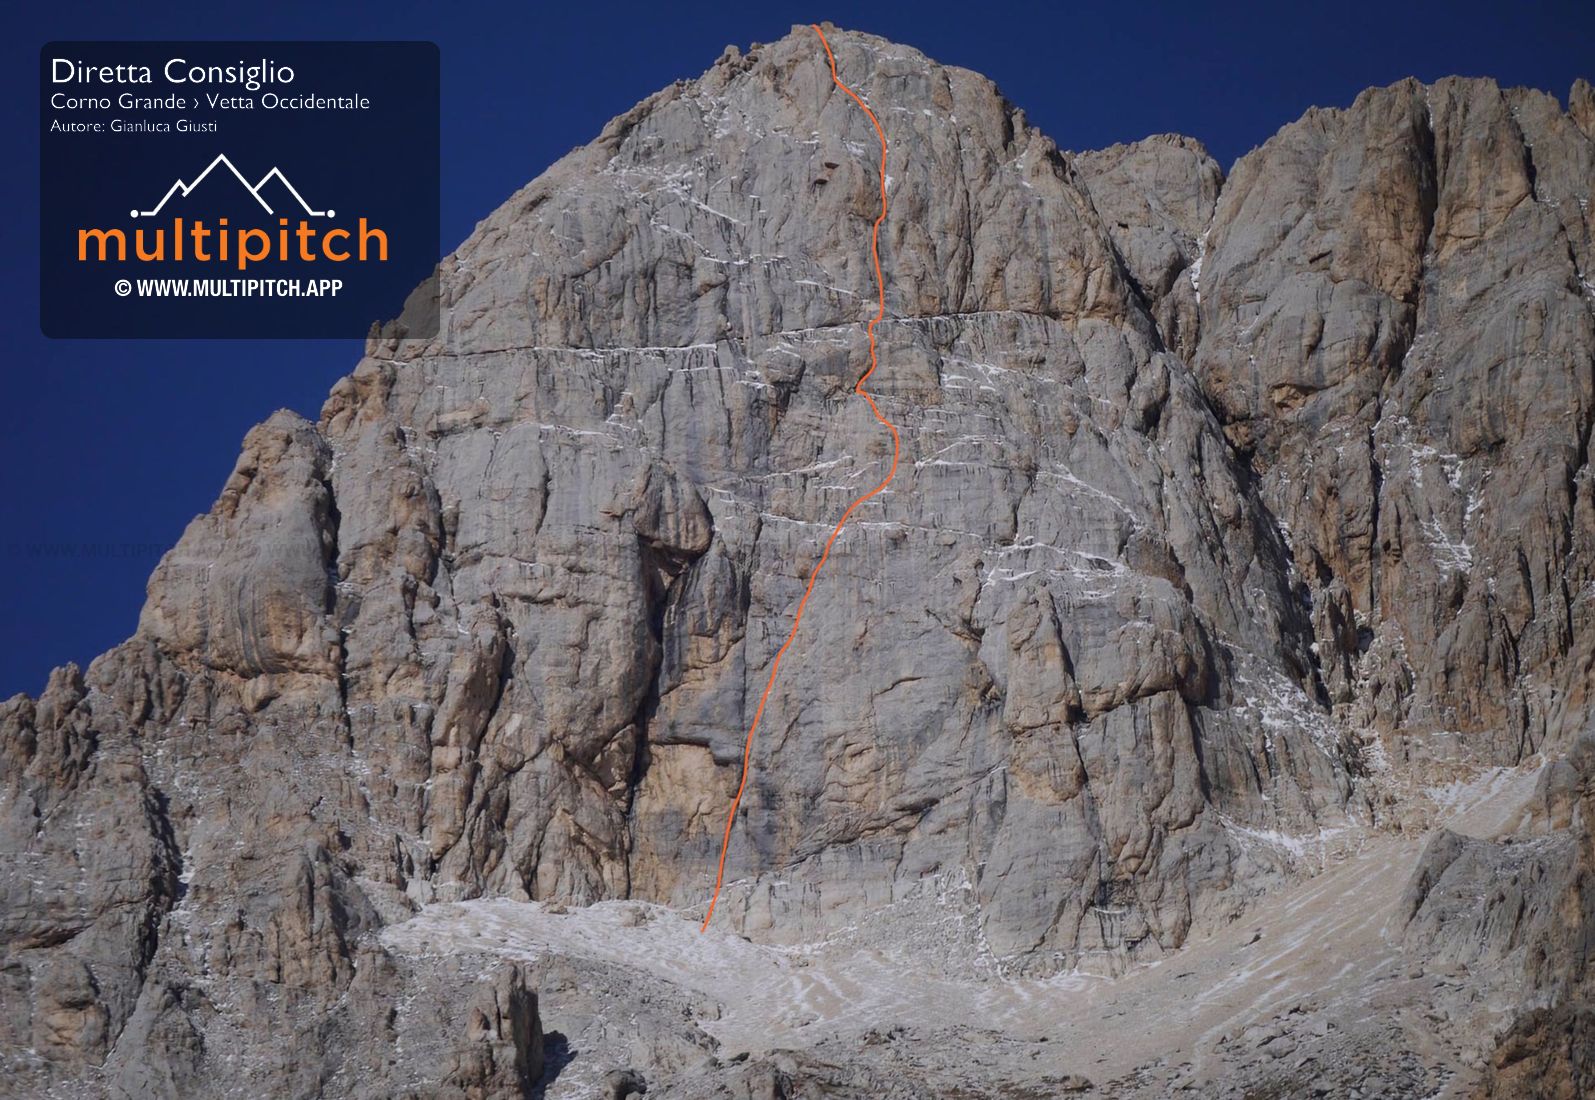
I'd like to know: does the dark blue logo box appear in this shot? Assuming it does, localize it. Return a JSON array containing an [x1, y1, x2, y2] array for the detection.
[[41, 42, 440, 338]]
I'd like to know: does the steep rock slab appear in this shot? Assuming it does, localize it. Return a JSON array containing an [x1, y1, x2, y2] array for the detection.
[[354, 27, 1346, 961], [1193, 77, 1595, 765]]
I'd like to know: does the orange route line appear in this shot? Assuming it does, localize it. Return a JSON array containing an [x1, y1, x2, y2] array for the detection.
[[700, 24, 899, 933]]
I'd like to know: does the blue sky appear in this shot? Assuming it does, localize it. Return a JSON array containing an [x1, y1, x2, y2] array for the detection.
[[3, 0, 1592, 695]]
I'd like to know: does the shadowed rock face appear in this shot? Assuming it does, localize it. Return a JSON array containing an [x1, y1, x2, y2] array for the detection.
[[3, 25, 1592, 1097]]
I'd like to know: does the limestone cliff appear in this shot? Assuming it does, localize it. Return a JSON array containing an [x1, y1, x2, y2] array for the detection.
[[3, 26, 1592, 1099]]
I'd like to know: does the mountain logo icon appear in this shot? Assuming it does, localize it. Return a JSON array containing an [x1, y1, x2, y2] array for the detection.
[[129, 154, 333, 219]]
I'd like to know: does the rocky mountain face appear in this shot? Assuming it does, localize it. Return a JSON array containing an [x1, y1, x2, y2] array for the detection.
[[4, 24, 1594, 1098]]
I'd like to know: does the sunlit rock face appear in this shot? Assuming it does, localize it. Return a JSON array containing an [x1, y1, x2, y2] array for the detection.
[[4, 25, 1593, 1098]]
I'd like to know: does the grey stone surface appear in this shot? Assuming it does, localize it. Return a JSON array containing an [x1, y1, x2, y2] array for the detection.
[[2, 22, 1592, 1098], [1192, 76, 1595, 764]]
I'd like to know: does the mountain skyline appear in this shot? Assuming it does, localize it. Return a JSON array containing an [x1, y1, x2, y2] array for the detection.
[[7, 20, 1595, 1095], [6, 0, 1593, 698]]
